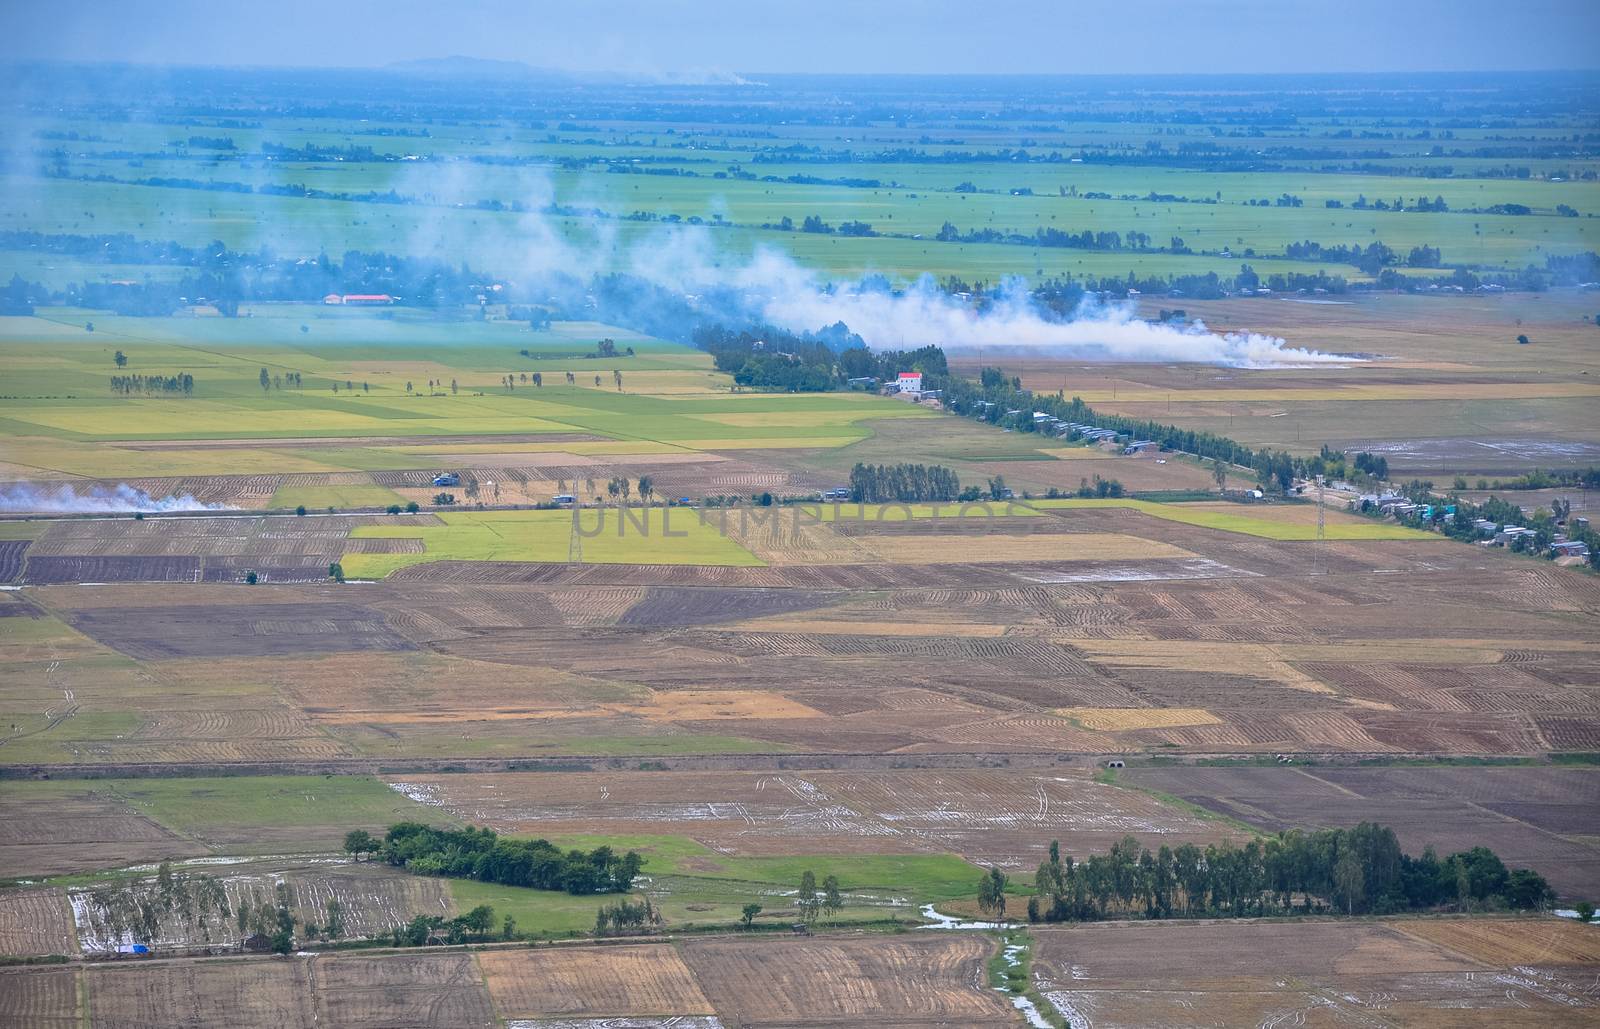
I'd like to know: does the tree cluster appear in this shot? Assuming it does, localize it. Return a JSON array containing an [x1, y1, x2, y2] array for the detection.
[[1026, 825, 1554, 923], [110, 372, 194, 396], [594, 895, 662, 934], [389, 904, 498, 947], [795, 869, 844, 924], [381, 822, 644, 895], [848, 462, 961, 503]]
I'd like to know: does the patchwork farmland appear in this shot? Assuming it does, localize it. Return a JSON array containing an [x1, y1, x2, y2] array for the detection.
[[1, 56, 1598, 1029]]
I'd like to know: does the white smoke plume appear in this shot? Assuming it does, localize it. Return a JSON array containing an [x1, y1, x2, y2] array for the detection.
[[0, 483, 232, 514], [622, 226, 1357, 369], [388, 169, 1358, 369]]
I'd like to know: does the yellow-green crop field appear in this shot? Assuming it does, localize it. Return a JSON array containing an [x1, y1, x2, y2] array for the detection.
[[0, 314, 935, 479], [1025, 498, 1441, 540], [268, 483, 406, 510], [343, 507, 766, 577]]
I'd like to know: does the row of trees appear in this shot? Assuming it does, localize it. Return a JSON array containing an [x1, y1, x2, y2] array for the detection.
[[847, 462, 962, 503], [377, 823, 645, 895], [1013, 825, 1553, 924], [109, 372, 194, 396], [937, 365, 1301, 487], [603, 475, 655, 503], [935, 363, 1405, 495], [388, 904, 503, 947], [500, 368, 626, 391], [257, 368, 304, 391]]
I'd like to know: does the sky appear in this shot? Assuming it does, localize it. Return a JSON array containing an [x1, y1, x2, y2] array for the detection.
[[2, 0, 1597, 76]]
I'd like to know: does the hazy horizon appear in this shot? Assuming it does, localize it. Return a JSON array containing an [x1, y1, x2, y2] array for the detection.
[[3, 0, 1597, 77]]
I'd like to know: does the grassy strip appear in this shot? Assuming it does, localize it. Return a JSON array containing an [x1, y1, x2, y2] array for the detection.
[[987, 928, 1068, 1028]]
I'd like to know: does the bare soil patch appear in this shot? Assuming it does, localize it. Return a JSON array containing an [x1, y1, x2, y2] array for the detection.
[[681, 934, 1014, 1025], [481, 944, 713, 1019]]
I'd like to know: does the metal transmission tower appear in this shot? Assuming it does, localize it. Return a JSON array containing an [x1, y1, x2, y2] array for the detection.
[[568, 515, 583, 565]]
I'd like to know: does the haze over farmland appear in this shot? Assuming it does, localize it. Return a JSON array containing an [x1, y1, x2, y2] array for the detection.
[[1, 2, 1599, 1026]]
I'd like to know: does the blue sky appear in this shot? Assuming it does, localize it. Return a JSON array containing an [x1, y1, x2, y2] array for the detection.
[[4, 0, 1597, 75]]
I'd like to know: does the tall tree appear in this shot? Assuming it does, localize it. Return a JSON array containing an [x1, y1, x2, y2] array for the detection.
[[797, 870, 819, 923], [978, 867, 1008, 919], [821, 875, 844, 921]]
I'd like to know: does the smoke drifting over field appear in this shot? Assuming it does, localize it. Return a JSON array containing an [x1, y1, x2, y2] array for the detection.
[[0, 482, 231, 514], [751, 267, 1352, 368], [491, 201, 1356, 368]]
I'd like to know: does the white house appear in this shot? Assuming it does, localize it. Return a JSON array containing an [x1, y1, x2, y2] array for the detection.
[[895, 372, 923, 394]]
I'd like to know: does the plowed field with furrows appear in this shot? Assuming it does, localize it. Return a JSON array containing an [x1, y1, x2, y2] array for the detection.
[[1537, 717, 1600, 749], [127, 476, 282, 503], [24, 555, 201, 583], [618, 587, 838, 627], [0, 539, 28, 581], [809, 634, 1096, 674], [0, 967, 77, 1028], [1353, 710, 1551, 754], [0, 889, 75, 957], [542, 586, 649, 625]]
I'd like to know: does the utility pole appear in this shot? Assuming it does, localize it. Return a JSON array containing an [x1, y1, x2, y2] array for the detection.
[[1314, 475, 1327, 575]]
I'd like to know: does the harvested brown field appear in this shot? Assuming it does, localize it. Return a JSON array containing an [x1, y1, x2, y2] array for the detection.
[[0, 887, 75, 956], [63, 602, 416, 659], [0, 783, 195, 879], [0, 966, 80, 1028], [480, 945, 713, 1020], [87, 959, 317, 1029], [5, 526, 1594, 768], [1395, 917, 1600, 967], [1031, 916, 1600, 1028], [313, 951, 495, 1028], [854, 531, 1193, 564], [681, 934, 1014, 1026]]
